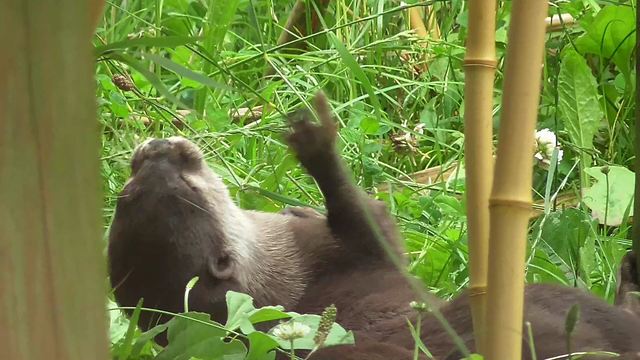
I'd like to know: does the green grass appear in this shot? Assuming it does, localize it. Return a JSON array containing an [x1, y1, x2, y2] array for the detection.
[[96, 0, 637, 353]]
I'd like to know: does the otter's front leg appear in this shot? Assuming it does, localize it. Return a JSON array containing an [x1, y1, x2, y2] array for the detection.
[[286, 93, 401, 258], [617, 251, 640, 316]]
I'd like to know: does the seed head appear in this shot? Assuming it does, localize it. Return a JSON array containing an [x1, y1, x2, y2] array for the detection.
[[314, 304, 337, 347], [112, 74, 135, 91]]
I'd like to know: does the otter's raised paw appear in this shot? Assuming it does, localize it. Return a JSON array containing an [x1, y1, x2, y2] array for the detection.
[[286, 92, 337, 167]]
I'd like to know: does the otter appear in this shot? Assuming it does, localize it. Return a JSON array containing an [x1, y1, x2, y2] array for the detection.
[[108, 93, 433, 339], [108, 93, 640, 359]]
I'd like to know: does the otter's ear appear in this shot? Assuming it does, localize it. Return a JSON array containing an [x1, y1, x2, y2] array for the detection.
[[208, 253, 235, 280]]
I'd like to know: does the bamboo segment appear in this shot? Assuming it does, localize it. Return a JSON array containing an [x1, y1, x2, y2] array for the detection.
[[463, 0, 497, 355], [90, 0, 105, 31], [464, 0, 496, 354], [485, 1, 548, 359], [0, 1, 109, 359], [408, 6, 430, 39], [426, 6, 441, 40], [407, 5, 440, 72]]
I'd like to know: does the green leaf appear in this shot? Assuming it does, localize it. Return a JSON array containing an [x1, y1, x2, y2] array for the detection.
[[248, 307, 293, 325], [245, 332, 279, 360], [327, 33, 384, 122], [565, 303, 581, 335], [109, 53, 190, 109], [157, 312, 246, 360], [131, 322, 169, 357], [117, 298, 144, 360], [140, 52, 233, 92], [557, 48, 603, 183], [95, 36, 200, 57], [539, 209, 596, 283], [269, 314, 354, 350], [225, 291, 297, 334], [575, 5, 636, 79], [225, 291, 259, 333], [205, 0, 241, 52], [359, 117, 380, 135], [582, 166, 635, 226]]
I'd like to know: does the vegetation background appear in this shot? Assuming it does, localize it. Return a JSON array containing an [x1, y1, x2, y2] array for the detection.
[[96, 0, 636, 358]]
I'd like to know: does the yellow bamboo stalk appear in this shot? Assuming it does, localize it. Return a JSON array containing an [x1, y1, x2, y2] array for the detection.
[[90, 0, 105, 31], [426, 6, 441, 40], [408, 7, 429, 39], [485, 1, 548, 359], [407, 5, 440, 72], [463, 0, 497, 355], [0, 1, 109, 359]]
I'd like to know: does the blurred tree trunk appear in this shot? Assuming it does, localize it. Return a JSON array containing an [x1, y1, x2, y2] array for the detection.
[[0, 1, 109, 359]]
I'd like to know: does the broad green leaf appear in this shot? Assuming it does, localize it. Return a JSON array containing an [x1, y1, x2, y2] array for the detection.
[[557, 48, 603, 179], [269, 314, 354, 350], [539, 209, 595, 282], [225, 291, 259, 332], [95, 36, 200, 57], [131, 322, 168, 358], [582, 166, 635, 226], [225, 291, 297, 334], [575, 5, 635, 79], [359, 117, 380, 135], [248, 307, 293, 324], [157, 312, 246, 360], [245, 332, 279, 360]]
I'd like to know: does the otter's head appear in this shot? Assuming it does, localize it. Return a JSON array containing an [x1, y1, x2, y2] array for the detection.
[[108, 136, 252, 328]]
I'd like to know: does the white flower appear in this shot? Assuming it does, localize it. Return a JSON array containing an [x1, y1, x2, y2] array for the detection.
[[272, 321, 311, 341], [534, 128, 563, 169]]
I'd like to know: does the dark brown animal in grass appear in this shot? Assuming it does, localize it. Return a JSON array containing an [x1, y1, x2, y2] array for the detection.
[[107, 93, 435, 343], [108, 93, 640, 359]]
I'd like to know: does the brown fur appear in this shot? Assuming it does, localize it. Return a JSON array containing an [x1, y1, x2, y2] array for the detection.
[[617, 251, 640, 317], [108, 93, 640, 359]]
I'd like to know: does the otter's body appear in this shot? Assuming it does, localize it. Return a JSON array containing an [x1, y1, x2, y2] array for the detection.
[[109, 94, 640, 360]]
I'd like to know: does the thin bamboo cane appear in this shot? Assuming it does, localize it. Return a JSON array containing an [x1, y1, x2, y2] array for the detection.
[[408, 7, 429, 39], [426, 6, 441, 40], [407, 5, 440, 72], [463, 0, 497, 354], [485, 1, 548, 359]]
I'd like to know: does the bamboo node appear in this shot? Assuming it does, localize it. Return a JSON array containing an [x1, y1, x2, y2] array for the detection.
[[489, 197, 532, 210], [463, 58, 498, 69], [469, 285, 487, 297]]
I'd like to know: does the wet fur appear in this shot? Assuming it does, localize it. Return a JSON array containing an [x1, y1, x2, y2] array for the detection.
[[109, 95, 640, 359]]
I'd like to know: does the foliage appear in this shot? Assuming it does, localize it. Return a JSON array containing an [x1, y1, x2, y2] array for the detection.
[[96, 0, 636, 357], [109, 291, 353, 359]]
